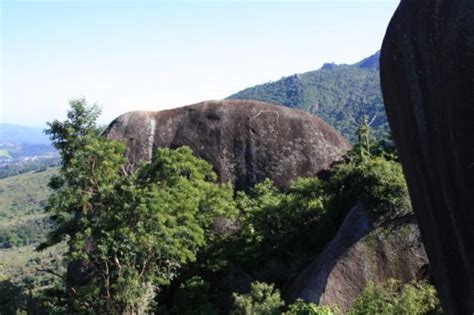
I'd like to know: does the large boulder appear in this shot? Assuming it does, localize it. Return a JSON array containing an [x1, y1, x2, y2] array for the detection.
[[286, 204, 428, 312], [106, 100, 350, 189], [380, 1, 474, 313]]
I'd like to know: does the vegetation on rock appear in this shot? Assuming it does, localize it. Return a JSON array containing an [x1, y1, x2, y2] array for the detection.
[[230, 280, 339, 315], [348, 279, 442, 315], [231, 281, 284, 315]]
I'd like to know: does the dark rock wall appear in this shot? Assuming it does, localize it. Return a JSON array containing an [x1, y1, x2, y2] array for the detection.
[[106, 100, 350, 190], [381, 1, 474, 313]]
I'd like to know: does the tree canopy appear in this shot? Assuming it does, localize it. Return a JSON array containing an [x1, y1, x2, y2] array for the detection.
[[42, 99, 237, 313]]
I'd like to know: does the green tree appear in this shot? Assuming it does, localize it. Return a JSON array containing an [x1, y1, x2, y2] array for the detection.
[[42, 99, 237, 314], [231, 281, 284, 315], [45, 98, 102, 169]]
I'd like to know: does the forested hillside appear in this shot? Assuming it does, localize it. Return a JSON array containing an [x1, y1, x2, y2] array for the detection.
[[0, 168, 56, 248], [0, 168, 65, 312], [227, 52, 386, 141]]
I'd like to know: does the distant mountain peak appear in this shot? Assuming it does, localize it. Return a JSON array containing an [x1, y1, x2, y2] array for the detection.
[[321, 62, 338, 70], [356, 51, 381, 70], [0, 123, 50, 145]]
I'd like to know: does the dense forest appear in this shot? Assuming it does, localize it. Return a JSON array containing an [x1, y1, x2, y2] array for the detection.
[[0, 101, 442, 314], [227, 52, 387, 142]]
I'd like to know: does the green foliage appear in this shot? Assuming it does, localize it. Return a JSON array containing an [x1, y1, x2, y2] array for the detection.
[[231, 281, 284, 315], [42, 99, 238, 313], [227, 74, 304, 109], [171, 138, 409, 311], [171, 276, 218, 315], [370, 135, 398, 161], [285, 299, 339, 315], [0, 279, 27, 314], [328, 156, 409, 214], [231, 279, 440, 315], [348, 279, 442, 315], [236, 177, 335, 264], [231, 283, 339, 315], [45, 97, 102, 168]]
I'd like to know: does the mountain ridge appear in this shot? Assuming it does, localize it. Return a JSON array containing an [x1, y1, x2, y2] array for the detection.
[[227, 52, 385, 141], [0, 123, 51, 145]]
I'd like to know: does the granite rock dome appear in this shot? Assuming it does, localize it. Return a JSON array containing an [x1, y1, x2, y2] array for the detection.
[[106, 100, 351, 189]]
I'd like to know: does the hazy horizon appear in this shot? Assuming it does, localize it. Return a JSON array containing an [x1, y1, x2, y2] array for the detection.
[[1, 0, 399, 127]]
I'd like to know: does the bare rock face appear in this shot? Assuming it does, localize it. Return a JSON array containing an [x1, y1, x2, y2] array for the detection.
[[380, 1, 474, 313], [106, 100, 350, 189], [286, 204, 428, 312]]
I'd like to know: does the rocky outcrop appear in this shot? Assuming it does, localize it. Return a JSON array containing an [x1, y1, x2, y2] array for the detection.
[[286, 204, 428, 312], [380, 1, 474, 313], [106, 100, 350, 189]]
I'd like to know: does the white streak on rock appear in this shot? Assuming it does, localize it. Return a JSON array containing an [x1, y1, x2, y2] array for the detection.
[[148, 118, 156, 160]]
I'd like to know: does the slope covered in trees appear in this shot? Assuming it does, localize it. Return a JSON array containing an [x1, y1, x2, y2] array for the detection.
[[0, 168, 65, 313], [227, 52, 386, 141], [0, 168, 56, 248]]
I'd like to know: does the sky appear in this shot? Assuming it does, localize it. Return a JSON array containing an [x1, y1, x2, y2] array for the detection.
[[1, 0, 399, 127]]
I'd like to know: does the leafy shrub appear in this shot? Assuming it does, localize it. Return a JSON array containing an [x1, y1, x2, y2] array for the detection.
[[328, 156, 409, 214], [348, 279, 442, 315], [231, 281, 284, 315], [232, 177, 341, 275], [171, 276, 218, 315], [231, 283, 339, 315], [285, 299, 339, 315]]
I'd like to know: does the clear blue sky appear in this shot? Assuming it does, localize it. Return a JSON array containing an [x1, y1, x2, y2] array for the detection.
[[1, 0, 399, 127]]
